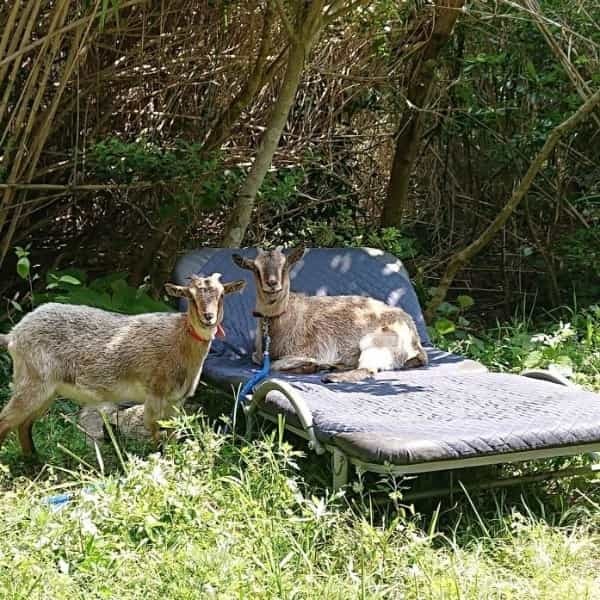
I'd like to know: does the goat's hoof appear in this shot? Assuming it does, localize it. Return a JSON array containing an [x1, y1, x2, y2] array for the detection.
[[321, 373, 338, 384], [23, 450, 40, 464]]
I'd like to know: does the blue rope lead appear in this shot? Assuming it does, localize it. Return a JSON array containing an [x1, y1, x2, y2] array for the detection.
[[230, 324, 271, 433]]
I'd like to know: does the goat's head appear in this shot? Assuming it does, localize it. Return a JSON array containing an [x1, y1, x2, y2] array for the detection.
[[232, 246, 304, 313], [165, 274, 245, 332]]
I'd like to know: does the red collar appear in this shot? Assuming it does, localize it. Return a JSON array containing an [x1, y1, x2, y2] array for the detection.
[[187, 321, 225, 343]]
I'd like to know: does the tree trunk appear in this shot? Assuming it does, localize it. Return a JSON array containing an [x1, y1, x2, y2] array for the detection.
[[424, 87, 600, 322], [221, 3, 324, 248], [382, 0, 465, 227]]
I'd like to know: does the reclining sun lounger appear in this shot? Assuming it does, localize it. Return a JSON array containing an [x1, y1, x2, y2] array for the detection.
[[174, 248, 600, 493]]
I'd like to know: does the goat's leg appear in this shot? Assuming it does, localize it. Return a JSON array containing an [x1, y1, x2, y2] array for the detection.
[[143, 400, 161, 445], [322, 327, 405, 384], [18, 419, 36, 456], [0, 385, 53, 456], [143, 397, 176, 446], [322, 368, 375, 383], [272, 356, 345, 374]]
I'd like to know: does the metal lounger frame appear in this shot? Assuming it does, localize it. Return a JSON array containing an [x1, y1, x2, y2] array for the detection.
[[242, 370, 600, 497]]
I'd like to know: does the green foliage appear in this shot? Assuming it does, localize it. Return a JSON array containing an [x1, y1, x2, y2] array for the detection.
[[289, 206, 421, 260], [98, 0, 121, 31], [37, 270, 173, 315], [429, 294, 475, 339], [259, 168, 305, 209], [365, 227, 420, 259], [8, 247, 172, 317], [14, 246, 30, 280], [88, 138, 242, 211], [557, 224, 600, 302], [436, 305, 600, 391]]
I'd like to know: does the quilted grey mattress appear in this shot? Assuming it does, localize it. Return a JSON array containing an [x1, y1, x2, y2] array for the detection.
[[174, 248, 600, 466]]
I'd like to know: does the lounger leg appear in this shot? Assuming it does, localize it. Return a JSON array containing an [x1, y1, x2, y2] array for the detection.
[[332, 448, 349, 490], [243, 404, 256, 439]]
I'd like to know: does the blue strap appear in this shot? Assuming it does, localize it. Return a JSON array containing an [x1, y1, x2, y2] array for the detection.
[[229, 331, 271, 432]]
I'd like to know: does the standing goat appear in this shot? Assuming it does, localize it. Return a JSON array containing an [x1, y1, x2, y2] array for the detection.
[[232, 247, 427, 382], [0, 273, 245, 456]]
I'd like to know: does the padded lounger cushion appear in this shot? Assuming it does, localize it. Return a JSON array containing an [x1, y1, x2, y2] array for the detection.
[[175, 248, 600, 467]]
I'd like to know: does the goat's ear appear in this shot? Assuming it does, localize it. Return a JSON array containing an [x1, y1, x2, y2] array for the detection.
[[286, 246, 305, 267], [164, 283, 189, 298], [232, 253, 255, 271], [223, 279, 246, 295]]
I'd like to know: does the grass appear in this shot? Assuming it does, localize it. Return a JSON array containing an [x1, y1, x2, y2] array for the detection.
[[0, 308, 600, 598]]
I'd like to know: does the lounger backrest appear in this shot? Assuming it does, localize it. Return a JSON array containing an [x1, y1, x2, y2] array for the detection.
[[173, 248, 430, 356]]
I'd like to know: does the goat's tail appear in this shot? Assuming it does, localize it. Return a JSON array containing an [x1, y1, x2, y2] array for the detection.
[[0, 334, 8, 350]]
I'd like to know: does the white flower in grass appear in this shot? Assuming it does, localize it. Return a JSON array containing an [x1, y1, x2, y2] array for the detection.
[[548, 363, 574, 378], [532, 322, 576, 348], [80, 514, 99, 537], [307, 496, 328, 519], [530, 333, 549, 344], [58, 558, 69, 574], [533, 545, 553, 568], [150, 464, 167, 486], [407, 564, 423, 578], [34, 536, 50, 550]]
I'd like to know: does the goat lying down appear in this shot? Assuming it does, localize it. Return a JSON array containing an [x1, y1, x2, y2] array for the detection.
[[233, 247, 427, 383], [0, 274, 245, 456]]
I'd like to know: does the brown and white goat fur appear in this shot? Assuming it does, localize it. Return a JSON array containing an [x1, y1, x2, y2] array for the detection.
[[233, 248, 427, 383], [0, 274, 245, 456]]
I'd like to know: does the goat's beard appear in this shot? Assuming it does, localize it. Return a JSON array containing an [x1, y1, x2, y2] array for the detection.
[[262, 290, 283, 305]]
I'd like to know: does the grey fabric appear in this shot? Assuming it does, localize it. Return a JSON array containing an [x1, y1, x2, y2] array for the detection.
[[174, 248, 600, 467], [201, 354, 600, 465]]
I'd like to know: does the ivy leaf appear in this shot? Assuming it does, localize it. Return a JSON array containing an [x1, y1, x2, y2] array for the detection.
[[435, 318, 456, 336], [16, 256, 30, 280], [58, 275, 82, 286], [437, 302, 459, 316], [457, 295, 475, 310], [554, 355, 573, 366], [523, 350, 543, 368]]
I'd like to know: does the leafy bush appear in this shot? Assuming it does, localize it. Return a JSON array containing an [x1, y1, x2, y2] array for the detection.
[[557, 225, 600, 303], [38, 270, 173, 315], [88, 138, 242, 211], [7, 247, 173, 317], [435, 305, 600, 391]]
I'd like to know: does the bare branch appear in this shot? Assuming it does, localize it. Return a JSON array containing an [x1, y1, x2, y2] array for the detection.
[[273, 0, 300, 44], [425, 87, 600, 321]]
